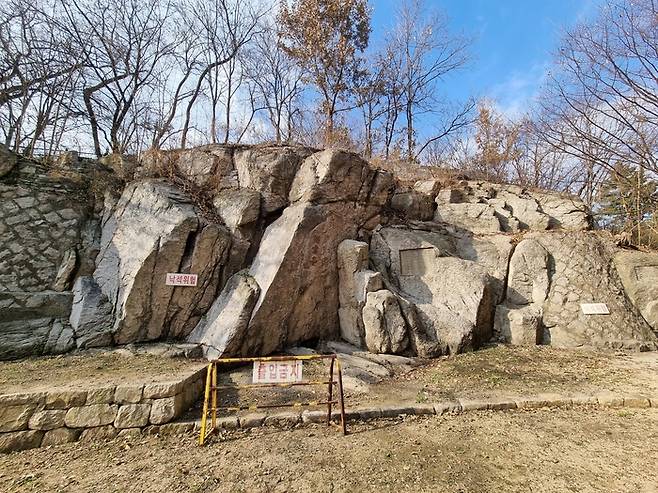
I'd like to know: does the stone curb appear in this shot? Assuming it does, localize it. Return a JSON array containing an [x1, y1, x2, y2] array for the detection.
[[181, 392, 657, 436]]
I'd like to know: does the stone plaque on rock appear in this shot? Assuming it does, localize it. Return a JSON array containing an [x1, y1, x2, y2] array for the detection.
[[165, 273, 198, 287], [580, 303, 610, 315], [399, 247, 436, 276]]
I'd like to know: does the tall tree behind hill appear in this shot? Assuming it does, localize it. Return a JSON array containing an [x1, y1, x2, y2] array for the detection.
[[278, 0, 370, 145], [598, 162, 658, 246], [471, 101, 520, 183], [387, 0, 471, 162], [539, 0, 658, 177]]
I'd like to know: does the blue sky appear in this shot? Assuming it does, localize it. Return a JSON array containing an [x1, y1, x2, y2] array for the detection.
[[370, 0, 604, 118]]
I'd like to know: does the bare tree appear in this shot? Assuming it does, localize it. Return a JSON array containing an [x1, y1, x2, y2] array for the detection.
[[540, 0, 658, 176], [278, 0, 370, 144], [179, 0, 262, 148], [242, 22, 305, 143], [388, 0, 470, 161]]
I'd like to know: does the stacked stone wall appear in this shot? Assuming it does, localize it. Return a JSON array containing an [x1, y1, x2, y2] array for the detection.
[[0, 367, 205, 453]]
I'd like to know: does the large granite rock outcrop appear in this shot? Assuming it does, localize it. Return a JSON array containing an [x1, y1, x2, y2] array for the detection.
[[497, 232, 657, 350], [78, 180, 232, 346], [188, 149, 393, 357], [432, 181, 590, 233], [614, 251, 658, 333]]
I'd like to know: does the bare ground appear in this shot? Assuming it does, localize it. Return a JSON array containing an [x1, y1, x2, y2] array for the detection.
[[0, 352, 205, 394], [1, 407, 657, 493]]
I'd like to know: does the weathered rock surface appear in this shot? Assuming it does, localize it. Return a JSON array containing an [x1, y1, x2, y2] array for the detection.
[[85, 180, 232, 345], [69, 276, 114, 348], [337, 240, 383, 346], [434, 181, 590, 233], [187, 270, 260, 358], [362, 290, 409, 354], [614, 250, 658, 332], [508, 232, 657, 350]]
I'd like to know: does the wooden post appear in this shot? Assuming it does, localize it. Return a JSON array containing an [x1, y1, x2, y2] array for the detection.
[[327, 357, 335, 426], [199, 363, 213, 445], [336, 359, 347, 435]]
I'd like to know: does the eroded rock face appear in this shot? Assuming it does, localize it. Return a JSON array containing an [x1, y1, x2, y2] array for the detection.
[[86, 180, 232, 344], [614, 251, 658, 332], [518, 232, 656, 350], [434, 181, 590, 233], [187, 270, 260, 358], [367, 225, 500, 355]]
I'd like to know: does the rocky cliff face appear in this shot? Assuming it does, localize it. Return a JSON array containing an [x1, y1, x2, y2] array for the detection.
[[0, 144, 656, 360]]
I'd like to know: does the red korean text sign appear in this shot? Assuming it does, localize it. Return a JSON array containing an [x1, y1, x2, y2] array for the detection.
[[165, 273, 198, 287], [252, 360, 303, 383]]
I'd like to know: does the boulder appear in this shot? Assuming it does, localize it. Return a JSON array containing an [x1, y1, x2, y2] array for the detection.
[[494, 304, 542, 346], [187, 270, 260, 358], [337, 240, 383, 346], [41, 427, 81, 447], [216, 150, 392, 357], [28, 410, 66, 431], [69, 276, 114, 348], [89, 180, 229, 344], [369, 226, 498, 355], [0, 430, 43, 453], [390, 191, 434, 220], [213, 188, 261, 232], [362, 290, 409, 354], [234, 146, 313, 213], [506, 239, 550, 305], [64, 404, 118, 428], [614, 250, 658, 332]]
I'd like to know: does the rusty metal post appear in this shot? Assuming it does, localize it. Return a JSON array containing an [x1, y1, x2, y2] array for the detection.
[[336, 358, 347, 435], [326, 356, 335, 426]]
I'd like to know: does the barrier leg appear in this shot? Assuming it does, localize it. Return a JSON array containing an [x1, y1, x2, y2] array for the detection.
[[326, 357, 335, 426], [211, 363, 218, 432], [199, 363, 213, 445], [336, 359, 347, 435]]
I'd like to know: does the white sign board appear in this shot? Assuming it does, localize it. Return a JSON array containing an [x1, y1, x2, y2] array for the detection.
[[580, 303, 610, 315], [165, 273, 198, 287], [252, 360, 303, 384]]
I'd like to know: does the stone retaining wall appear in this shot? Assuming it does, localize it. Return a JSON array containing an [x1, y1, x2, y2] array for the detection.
[[0, 367, 206, 453]]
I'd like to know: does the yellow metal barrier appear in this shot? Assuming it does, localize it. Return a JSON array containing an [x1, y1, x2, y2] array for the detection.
[[199, 354, 346, 445]]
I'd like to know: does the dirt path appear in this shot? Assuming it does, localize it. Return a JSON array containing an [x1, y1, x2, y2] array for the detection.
[[1, 407, 657, 493]]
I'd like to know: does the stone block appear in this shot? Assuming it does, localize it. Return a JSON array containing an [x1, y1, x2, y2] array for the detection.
[[434, 401, 462, 414], [351, 407, 382, 420], [41, 427, 81, 447], [264, 412, 301, 427], [159, 421, 195, 435], [0, 430, 44, 453], [114, 404, 151, 429], [301, 410, 329, 424], [46, 390, 87, 410], [0, 392, 45, 407], [143, 381, 182, 400], [0, 404, 39, 432], [216, 416, 239, 429], [114, 384, 144, 404], [149, 395, 185, 425], [379, 404, 417, 417], [79, 425, 118, 442], [64, 404, 119, 428], [458, 399, 490, 412], [86, 387, 116, 405], [28, 410, 66, 431], [622, 396, 650, 408], [117, 428, 143, 438], [239, 413, 266, 428]]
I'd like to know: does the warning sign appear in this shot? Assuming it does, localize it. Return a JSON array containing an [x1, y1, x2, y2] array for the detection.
[[252, 360, 303, 384], [165, 273, 198, 287]]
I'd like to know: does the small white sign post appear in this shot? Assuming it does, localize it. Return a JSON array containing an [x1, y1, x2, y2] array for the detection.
[[252, 360, 303, 384], [580, 303, 610, 315], [165, 273, 198, 287]]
